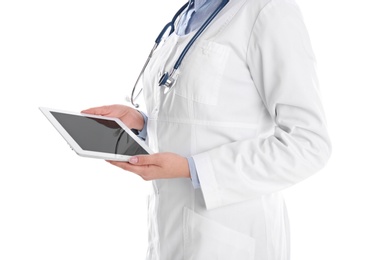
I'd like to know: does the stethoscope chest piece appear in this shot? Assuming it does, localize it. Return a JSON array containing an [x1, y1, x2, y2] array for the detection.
[[159, 70, 177, 94]]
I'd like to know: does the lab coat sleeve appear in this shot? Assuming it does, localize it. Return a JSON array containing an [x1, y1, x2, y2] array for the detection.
[[193, 0, 332, 210]]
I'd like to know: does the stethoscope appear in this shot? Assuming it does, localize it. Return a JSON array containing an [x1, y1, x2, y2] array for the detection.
[[128, 0, 229, 108]]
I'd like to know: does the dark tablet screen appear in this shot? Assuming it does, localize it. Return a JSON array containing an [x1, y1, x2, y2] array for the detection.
[[51, 112, 149, 155]]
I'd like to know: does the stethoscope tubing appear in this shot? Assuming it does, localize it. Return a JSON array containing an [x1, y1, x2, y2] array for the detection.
[[155, 2, 190, 45], [129, 0, 229, 107], [174, 0, 229, 70], [130, 43, 158, 108], [129, 2, 189, 107]]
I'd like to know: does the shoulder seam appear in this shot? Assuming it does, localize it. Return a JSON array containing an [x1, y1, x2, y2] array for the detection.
[[245, 0, 273, 60]]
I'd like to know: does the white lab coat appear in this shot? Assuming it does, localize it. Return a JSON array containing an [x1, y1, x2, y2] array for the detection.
[[143, 0, 331, 259]]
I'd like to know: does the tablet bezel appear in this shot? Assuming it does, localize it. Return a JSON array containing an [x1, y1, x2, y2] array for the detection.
[[39, 107, 153, 161]]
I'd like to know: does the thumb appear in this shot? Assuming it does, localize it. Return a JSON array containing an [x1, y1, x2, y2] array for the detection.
[[81, 105, 111, 116]]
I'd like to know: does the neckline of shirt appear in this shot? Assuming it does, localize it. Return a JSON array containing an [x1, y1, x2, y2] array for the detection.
[[192, 0, 208, 12]]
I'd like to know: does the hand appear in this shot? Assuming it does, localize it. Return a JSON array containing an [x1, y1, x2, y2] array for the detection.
[[81, 104, 144, 131], [107, 153, 190, 181]]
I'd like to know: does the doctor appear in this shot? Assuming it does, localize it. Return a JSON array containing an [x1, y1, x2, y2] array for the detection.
[[83, 0, 331, 259]]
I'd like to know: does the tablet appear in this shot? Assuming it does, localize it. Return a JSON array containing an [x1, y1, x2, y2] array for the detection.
[[39, 107, 153, 161]]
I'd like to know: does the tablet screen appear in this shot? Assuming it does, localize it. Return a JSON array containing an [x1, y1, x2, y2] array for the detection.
[[51, 111, 149, 156]]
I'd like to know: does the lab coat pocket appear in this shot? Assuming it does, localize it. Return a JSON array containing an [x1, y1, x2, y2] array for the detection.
[[183, 208, 255, 260], [174, 40, 230, 105]]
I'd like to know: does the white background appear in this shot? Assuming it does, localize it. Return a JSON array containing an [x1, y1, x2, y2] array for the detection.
[[1, 0, 376, 259]]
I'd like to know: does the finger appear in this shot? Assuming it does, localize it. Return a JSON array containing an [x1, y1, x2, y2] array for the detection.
[[107, 160, 137, 171], [81, 105, 112, 116], [107, 160, 151, 179]]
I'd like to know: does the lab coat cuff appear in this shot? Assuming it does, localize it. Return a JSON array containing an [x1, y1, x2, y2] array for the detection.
[[187, 157, 201, 189], [192, 153, 222, 210], [136, 110, 148, 140]]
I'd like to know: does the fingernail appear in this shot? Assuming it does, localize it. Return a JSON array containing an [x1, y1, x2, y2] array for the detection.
[[129, 157, 138, 164]]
